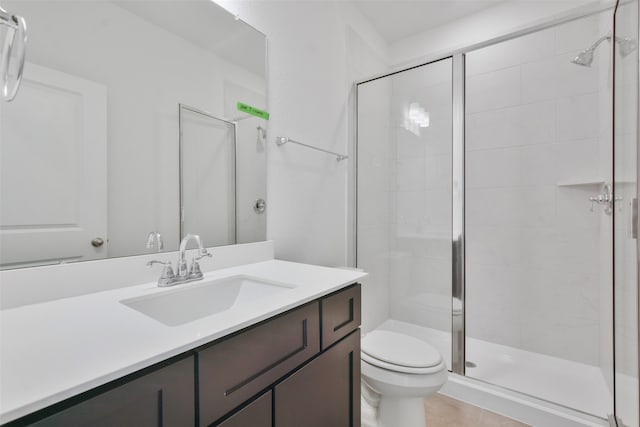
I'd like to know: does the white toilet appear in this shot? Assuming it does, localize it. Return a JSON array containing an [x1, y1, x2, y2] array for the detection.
[[361, 330, 448, 427]]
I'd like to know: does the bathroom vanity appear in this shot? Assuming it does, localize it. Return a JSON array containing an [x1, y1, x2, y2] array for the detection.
[[0, 243, 365, 427], [22, 284, 360, 427]]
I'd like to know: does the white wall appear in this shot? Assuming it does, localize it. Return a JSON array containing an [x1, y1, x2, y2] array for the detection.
[[216, 1, 391, 333], [217, 1, 389, 269]]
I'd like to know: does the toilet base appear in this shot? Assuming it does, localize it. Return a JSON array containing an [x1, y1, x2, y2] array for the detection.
[[378, 396, 426, 427]]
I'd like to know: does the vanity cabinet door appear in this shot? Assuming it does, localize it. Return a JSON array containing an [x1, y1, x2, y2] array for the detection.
[[31, 356, 194, 427], [321, 284, 361, 349], [198, 302, 320, 426], [215, 391, 272, 427], [274, 330, 360, 427]]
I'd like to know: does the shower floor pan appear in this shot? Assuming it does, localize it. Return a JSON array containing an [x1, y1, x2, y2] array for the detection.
[[377, 319, 611, 419]]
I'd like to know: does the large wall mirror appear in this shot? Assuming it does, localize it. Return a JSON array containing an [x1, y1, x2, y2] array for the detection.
[[0, 0, 267, 269]]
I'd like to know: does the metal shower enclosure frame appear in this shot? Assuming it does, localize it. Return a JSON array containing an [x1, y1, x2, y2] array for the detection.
[[350, 1, 639, 425]]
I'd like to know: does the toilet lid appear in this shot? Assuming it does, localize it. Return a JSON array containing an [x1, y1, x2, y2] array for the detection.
[[361, 330, 442, 368]]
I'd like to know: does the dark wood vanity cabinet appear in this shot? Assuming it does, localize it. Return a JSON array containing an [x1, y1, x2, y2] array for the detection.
[[216, 391, 272, 427], [198, 302, 321, 425], [207, 283, 361, 427], [13, 283, 361, 427], [275, 330, 360, 427], [29, 356, 195, 427], [321, 284, 362, 349]]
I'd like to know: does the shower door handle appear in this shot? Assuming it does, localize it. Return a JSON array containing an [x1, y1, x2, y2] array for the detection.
[[632, 198, 638, 239]]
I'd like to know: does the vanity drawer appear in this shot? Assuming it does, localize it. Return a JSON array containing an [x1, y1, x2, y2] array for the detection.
[[197, 302, 320, 426], [321, 284, 361, 349]]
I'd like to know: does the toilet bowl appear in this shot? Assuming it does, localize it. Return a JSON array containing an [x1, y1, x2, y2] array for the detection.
[[361, 330, 448, 427]]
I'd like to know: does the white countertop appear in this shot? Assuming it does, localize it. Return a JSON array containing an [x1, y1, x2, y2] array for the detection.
[[0, 259, 366, 424]]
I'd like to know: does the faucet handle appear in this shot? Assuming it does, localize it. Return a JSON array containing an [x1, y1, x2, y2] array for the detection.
[[147, 260, 175, 283], [189, 252, 212, 277], [189, 257, 203, 277], [176, 259, 189, 277], [195, 251, 212, 261]]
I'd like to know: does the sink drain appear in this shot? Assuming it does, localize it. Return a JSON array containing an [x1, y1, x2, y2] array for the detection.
[[465, 361, 477, 368]]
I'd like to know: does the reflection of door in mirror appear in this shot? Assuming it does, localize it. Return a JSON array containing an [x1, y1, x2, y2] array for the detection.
[[0, 63, 107, 268], [180, 105, 236, 247], [0, 0, 267, 268]]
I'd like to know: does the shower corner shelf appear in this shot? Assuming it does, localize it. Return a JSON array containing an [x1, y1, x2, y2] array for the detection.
[[557, 178, 636, 187], [556, 178, 606, 187]]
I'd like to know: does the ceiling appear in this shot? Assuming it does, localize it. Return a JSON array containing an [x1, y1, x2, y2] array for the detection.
[[114, 0, 266, 76], [351, 0, 505, 42]]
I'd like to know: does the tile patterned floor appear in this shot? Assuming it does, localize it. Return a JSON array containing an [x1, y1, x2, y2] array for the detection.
[[424, 394, 531, 427]]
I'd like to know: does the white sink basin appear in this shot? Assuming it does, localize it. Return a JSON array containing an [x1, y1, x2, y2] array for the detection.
[[121, 275, 296, 326]]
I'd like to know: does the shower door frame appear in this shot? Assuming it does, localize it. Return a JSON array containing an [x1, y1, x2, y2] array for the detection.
[[451, 53, 465, 375], [612, 0, 640, 425], [352, 0, 634, 422]]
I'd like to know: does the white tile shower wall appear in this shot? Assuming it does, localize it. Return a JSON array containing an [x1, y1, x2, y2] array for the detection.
[[465, 16, 610, 366]]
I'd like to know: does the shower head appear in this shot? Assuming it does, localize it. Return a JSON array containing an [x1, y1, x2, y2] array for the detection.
[[570, 34, 609, 67], [571, 48, 595, 67], [570, 33, 638, 67]]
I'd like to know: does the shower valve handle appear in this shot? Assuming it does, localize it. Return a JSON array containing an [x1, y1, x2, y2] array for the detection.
[[589, 183, 622, 215]]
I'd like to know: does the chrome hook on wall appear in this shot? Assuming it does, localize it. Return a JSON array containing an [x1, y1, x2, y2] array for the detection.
[[0, 6, 27, 102]]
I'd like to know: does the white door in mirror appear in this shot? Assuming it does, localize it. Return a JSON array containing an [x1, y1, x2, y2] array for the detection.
[[0, 63, 107, 267]]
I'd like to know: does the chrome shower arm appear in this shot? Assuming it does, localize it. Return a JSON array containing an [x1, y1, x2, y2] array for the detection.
[[0, 5, 26, 102], [587, 34, 611, 51], [0, 7, 18, 29]]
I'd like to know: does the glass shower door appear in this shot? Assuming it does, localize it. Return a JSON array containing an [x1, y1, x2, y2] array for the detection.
[[356, 58, 454, 368], [613, 0, 639, 425], [464, 11, 615, 419]]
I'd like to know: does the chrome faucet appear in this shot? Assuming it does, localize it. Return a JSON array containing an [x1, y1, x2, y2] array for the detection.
[[147, 234, 212, 287], [177, 234, 211, 277]]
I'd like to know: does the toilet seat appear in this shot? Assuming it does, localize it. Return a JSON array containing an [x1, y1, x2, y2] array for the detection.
[[362, 330, 444, 374]]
